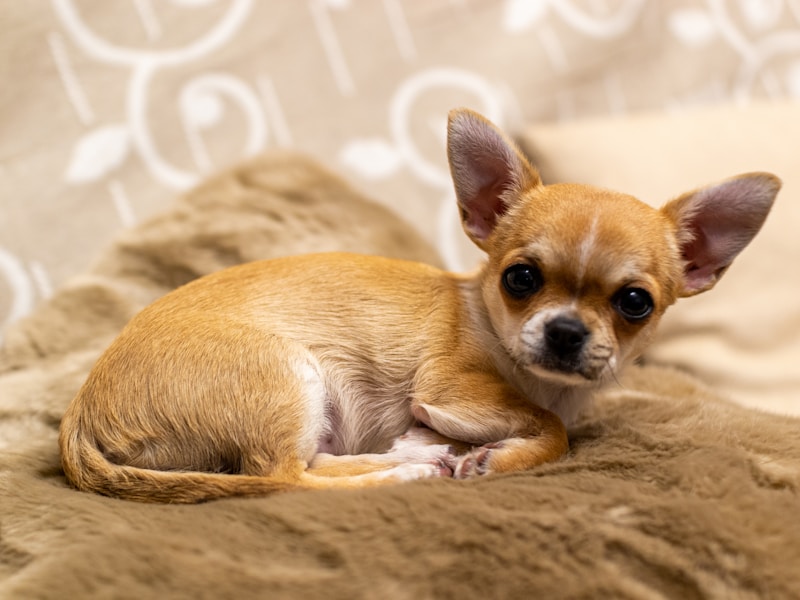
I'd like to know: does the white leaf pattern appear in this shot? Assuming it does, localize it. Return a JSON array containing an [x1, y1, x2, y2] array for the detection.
[[668, 9, 717, 47], [181, 91, 224, 128], [738, 0, 783, 32], [786, 60, 800, 97], [502, 0, 547, 33], [0, 248, 35, 334], [65, 124, 131, 184], [169, 0, 217, 7], [324, 0, 351, 10], [339, 138, 403, 179]]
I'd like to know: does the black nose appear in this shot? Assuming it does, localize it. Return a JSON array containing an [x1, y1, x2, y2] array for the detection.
[[545, 317, 589, 356]]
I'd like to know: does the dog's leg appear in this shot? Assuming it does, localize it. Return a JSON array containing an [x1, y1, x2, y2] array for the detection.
[[301, 424, 456, 485], [306, 427, 457, 477], [297, 461, 452, 488], [412, 371, 569, 478]]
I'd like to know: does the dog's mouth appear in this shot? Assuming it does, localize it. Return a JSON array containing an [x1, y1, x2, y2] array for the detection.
[[519, 346, 616, 386], [525, 358, 599, 386]]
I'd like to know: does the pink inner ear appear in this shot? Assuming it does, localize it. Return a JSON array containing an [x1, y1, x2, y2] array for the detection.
[[447, 110, 539, 244], [673, 174, 778, 294], [461, 175, 513, 241], [681, 219, 748, 292]]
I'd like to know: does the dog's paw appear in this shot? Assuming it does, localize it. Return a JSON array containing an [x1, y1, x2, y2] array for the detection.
[[380, 459, 453, 482], [390, 426, 447, 451], [391, 443, 455, 466], [388, 429, 456, 466], [452, 442, 504, 479]]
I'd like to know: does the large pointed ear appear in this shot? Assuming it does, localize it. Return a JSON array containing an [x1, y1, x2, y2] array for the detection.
[[447, 108, 541, 249], [662, 172, 781, 297]]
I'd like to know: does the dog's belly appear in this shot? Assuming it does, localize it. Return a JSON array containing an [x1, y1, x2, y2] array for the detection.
[[315, 371, 416, 456]]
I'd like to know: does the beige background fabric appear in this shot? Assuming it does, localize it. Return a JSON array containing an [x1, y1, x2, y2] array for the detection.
[[4, 1, 800, 331]]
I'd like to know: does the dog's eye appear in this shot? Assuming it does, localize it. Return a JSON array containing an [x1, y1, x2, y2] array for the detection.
[[502, 264, 543, 298], [613, 287, 654, 321]]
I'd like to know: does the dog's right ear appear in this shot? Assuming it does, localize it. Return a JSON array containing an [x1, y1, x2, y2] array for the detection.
[[661, 172, 780, 297], [447, 108, 541, 250]]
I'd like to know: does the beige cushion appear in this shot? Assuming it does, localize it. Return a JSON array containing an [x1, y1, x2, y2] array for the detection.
[[519, 101, 800, 415]]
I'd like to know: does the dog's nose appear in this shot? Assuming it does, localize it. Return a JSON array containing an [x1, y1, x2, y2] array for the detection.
[[545, 317, 589, 356]]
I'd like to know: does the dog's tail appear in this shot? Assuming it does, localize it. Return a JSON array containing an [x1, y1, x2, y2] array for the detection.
[[59, 418, 296, 504]]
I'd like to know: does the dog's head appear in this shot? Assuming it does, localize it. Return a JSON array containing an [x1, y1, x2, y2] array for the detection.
[[447, 108, 780, 386]]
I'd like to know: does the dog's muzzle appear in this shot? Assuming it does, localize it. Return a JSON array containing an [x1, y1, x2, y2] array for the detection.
[[535, 316, 605, 382], [544, 317, 589, 359]]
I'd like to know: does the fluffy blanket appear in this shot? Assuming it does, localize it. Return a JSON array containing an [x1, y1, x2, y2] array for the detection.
[[1, 154, 798, 599]]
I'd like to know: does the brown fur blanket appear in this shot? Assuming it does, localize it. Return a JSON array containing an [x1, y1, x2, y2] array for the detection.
[[1, 154, 798, 599]]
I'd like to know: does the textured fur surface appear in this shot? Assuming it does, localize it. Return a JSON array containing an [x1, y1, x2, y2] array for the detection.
[[1, 153, 798, 597]]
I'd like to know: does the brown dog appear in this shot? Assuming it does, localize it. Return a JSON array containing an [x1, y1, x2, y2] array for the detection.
[[59, 109, 780, 503]]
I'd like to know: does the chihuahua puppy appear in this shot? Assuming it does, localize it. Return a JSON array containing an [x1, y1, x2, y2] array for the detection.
[[59, 109, 780, 503]]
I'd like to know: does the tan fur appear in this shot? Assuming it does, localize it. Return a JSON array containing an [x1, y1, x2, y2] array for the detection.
[[59, 109, 780, 503]]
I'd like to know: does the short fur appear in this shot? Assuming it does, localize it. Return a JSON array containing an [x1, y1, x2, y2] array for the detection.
[[59, 109, 780, 503]]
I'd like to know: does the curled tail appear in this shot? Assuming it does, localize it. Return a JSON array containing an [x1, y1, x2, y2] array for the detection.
[[59, 419, 296, 504]]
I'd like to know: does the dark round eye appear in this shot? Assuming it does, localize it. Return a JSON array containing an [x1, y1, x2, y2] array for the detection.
[[502, 264, 543, 299], [614, 287, 654, 321]]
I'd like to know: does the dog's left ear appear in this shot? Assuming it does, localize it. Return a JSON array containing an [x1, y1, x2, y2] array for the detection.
[[662, 172, 781, 297], [447, 108, 541, 250]]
